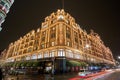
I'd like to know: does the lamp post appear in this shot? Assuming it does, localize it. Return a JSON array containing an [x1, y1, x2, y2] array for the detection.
[[117, 56, 120, 66], [83, 44, 91, 71], [84, 44, 91, 61]]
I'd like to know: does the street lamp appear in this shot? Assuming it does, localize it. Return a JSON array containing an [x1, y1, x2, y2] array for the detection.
[[84, 44, 91, 54], [118, 56, 120, 59], [84, 44, 91, 60], [116, 57, 120, 68], [117, 56, 120, 65], [83, 44, 91, 71]]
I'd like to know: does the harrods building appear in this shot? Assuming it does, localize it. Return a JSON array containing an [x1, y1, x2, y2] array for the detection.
[[0, 9, 115, 73]]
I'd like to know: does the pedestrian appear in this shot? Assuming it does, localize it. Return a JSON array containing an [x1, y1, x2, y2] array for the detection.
[[0, 68, 3, 80]]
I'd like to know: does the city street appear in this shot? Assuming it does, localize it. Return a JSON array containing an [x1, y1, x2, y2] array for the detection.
[[95, 69, 120, 80], [3, 69, 120, 80], [68, 69, 120, 80], [0, 0, 119, 80]]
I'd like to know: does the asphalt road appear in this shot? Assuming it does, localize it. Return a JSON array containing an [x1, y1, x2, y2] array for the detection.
[[96, 70, 120, 80]]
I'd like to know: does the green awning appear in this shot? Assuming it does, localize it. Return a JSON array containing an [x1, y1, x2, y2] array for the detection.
[[66, 60, 87, 67]]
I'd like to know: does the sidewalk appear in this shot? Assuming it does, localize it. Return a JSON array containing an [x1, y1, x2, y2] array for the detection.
[[4, 74, 44, 80], [4, 72, 77, 80]]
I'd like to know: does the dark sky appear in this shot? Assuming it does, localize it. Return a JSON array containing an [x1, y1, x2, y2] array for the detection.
[[0, 0, 119, 59]]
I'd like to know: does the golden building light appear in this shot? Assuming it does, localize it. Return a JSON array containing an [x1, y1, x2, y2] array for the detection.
[[0, 9, 115, 72]]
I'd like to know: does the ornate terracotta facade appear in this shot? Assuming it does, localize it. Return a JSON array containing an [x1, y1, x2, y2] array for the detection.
[[0, 9, 115, 66]]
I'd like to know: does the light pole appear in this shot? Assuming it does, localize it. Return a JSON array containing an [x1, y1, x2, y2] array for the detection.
[[83, 44, 91, 71], [84, 44, 91, 61], [117, 56, 120, 67]]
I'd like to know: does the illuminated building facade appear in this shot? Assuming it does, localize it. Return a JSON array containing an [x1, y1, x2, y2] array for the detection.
[[0, 9, 115, 72], [0, 0, 14, 31]]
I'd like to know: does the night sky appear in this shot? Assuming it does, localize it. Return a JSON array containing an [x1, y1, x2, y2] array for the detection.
[[0, 0, 119, 59]]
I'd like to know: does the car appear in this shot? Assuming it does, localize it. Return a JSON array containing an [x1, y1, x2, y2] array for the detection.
[[78, 71, 92, 77]]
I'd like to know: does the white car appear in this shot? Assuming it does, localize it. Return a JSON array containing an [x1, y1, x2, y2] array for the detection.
[[78, 71, 92, 77]]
